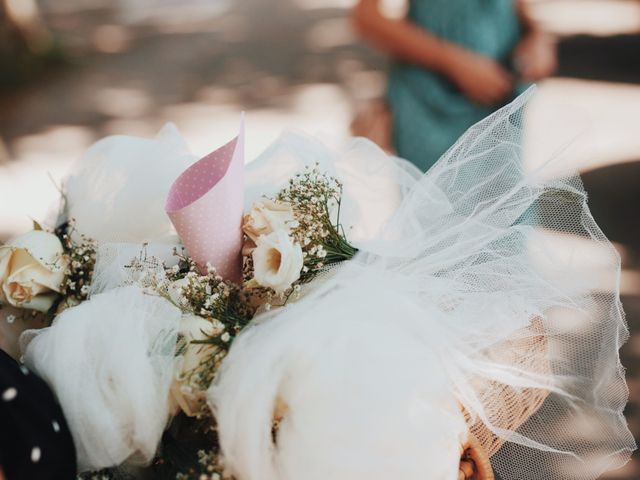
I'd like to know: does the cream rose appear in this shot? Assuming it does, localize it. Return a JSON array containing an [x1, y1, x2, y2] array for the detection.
[[170, 313, 225, 417], [243, 200, 296, 252], [0, 230, 68, 312], [252, 230, 303, 294]]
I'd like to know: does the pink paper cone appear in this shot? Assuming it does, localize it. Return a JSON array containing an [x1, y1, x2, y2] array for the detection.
[[166, 117, 245, 282]]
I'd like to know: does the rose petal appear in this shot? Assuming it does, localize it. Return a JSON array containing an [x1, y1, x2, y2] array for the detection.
[[18, 292, 58, 313], [7, 262, 66, 293], [252, 230, 303, 294], [2, 231, 66, 271]]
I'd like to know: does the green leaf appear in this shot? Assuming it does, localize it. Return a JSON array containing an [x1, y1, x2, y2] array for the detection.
[[32, 219, 43, 231]]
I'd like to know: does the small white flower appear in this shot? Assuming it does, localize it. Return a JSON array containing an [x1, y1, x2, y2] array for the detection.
[[221, 332, 231, 343], [6, 314, 16, 324], [168, 278, 190, 305], [252, 231, 303, 294]]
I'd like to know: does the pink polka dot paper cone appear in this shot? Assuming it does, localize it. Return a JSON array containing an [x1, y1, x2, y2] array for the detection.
[[165, 118, 245, 282]]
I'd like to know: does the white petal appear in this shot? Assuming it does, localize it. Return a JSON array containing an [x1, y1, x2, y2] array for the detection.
[[4, 231, 65, 269]]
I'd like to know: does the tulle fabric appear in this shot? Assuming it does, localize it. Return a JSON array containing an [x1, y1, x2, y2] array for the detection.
[[89, 242, 181, 296], [210, 88, 636, 480], [244, 131, 422, 244], [209, 279, 468, 480], [23, 286, 181, 472], [64, 123, 196, 244]]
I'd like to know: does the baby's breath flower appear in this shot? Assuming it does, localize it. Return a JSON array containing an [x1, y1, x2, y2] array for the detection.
[[55, 221, 97, 306], [274, 164, 357, 286], [160, 251, 255, 393]]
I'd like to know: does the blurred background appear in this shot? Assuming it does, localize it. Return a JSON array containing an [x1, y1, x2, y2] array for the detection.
[[0, 0, 639, 477]]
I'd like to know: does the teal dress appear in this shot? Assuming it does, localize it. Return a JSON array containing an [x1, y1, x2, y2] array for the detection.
[[388, 0, 528, 171]]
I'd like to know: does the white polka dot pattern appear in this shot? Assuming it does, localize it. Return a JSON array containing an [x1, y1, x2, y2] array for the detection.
[[166, 117, 245, 282], [2, 387, 17, 401], [31, 446, 41, 463]]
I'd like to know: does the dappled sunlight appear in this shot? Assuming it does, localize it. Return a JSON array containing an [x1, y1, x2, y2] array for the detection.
[[115, 0, 233, 27], [92, 86, 153, 118], [0, 125, 95, 237], [306, 17, 356, 51], [621, 270, 640, 298], [161, 83, 351, 160], [527, 0, 640, 37], [291, 0, 356, 10], [11, 125, 95, 161], [529, 229, 622, 294], [91, 24, 131, 53], [525, 79, 640, 177]]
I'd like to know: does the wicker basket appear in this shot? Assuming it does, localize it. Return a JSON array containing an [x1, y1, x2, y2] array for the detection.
[[458, 318, 550, 477]]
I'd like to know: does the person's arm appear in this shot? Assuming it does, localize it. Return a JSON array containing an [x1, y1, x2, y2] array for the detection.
[[513, 0, 557, 80], [351, 0, 513, 105]]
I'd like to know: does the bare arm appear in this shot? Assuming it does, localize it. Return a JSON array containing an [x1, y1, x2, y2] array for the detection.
[[351, 0, 465, 76], [351, 0, 513, 104]]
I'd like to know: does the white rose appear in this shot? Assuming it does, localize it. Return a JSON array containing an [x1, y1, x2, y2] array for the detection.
[[169, 313, 225, 417], [0, 230, 68, 312], [243, 200, 296, 249], [252, 230, 303, 294]]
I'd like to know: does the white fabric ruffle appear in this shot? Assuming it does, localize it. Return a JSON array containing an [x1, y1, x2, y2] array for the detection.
[[23, 286, 180, 471]]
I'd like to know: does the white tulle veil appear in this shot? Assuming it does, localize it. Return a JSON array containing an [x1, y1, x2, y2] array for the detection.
[[210, 88, 636, 480]]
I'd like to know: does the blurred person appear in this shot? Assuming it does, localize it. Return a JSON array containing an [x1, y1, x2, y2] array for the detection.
[[352, 0, 557, 171]]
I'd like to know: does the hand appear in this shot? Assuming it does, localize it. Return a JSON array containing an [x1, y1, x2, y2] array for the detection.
[[513, 30, 557, 81], [448, 49, 514, 105]]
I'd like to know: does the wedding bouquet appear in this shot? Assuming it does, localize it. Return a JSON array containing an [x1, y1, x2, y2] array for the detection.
[[1, 90, 635, 480]]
